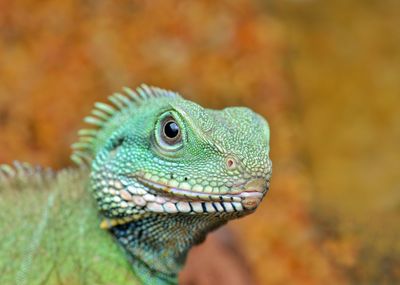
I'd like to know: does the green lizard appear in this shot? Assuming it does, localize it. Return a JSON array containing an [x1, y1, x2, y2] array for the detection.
[[0, 85, 272, 285]]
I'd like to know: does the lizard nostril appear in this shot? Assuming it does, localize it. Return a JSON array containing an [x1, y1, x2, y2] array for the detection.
[[225, 157, 237, 170]]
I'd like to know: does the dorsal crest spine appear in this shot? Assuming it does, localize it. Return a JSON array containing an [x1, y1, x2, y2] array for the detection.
[[0, 161, 54, 185], [71, 84, 181, 166]]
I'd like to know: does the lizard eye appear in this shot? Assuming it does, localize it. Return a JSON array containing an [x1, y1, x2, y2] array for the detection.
[[155, 114, 183, 151], [163, 120, 180, 141]]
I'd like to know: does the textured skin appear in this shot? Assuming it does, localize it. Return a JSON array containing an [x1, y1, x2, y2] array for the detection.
[[0, 166, 141, 285], [1, 85, 272, 285]]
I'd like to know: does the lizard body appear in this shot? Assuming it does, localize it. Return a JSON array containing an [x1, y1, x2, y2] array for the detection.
[[0, 165, 140, 285], [0, 85, 272, 285]]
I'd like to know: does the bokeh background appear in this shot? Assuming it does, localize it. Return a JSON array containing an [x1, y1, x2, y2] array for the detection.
[[0, 0, 399, 284]]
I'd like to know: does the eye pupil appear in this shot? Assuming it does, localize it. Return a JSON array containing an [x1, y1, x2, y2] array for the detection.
[[158, 116, 182, 148], [164, 121, 180, 139]]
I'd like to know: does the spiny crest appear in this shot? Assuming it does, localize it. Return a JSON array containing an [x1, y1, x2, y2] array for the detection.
[[71, 84, 181, 166], [0, 161, 54, 185]]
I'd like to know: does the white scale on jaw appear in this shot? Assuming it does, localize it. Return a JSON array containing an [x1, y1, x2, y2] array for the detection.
[[101, 175, 265, 214], [105, 183, 249, 213]]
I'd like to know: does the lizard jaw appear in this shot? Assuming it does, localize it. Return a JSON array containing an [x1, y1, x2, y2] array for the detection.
[[92, 166, 269, 218], [135, 174, 268, 211]]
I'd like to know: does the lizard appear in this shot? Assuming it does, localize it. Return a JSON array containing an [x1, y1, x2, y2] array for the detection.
[[0, 85, 272, 285]]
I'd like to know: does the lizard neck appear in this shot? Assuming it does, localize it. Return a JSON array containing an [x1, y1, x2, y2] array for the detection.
[[109, 213, 227, 285]]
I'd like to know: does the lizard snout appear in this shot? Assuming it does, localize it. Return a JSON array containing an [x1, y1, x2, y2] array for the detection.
[[240, 178, 268, 210]]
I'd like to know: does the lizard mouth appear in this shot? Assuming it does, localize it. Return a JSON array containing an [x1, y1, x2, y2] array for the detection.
[[133, 174, 269, 212]]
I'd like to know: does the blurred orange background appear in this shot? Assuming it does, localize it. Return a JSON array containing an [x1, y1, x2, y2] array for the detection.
[[0, 0, 398, 284]]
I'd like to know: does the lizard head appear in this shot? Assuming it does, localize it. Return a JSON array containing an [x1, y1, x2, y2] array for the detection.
[[72, 85, 272, 279], [72, 85, 271, 222]]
